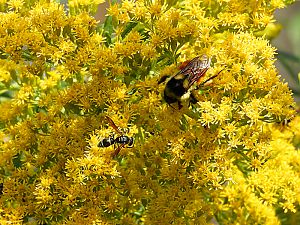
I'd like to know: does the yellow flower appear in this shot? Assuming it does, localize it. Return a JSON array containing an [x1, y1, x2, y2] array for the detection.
[[140, 43, 157, 60], [132, 2, 147, 20], [7, 0, 24, 11], [0, 0, 297, 224], [15, 84, 33, 105], [241, 99, 263, 125], [149, 0, 164, 18], [107, 3, 119, 17], [121, 0, 134, 11], [0, 64, 11, 82]]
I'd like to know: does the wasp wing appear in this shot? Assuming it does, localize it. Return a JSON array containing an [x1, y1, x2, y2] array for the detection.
[[106, 116, 123, 135]]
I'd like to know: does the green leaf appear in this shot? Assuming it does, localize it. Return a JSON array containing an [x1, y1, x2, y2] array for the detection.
[[103, 16, 114, 45], [121, 21, 138, 39]]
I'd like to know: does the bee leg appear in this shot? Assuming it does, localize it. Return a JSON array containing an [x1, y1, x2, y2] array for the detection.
[[169, 103, 176, 110], [190, 92, 198, 105], [177, 101, 183, 110]]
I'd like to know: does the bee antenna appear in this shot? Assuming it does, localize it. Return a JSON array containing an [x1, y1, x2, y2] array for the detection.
[[201, 67, 226, 86], [158, 75, 169, 84]]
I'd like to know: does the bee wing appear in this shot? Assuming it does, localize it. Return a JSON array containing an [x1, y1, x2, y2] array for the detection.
[[174, 55, 211, 89], [106, 116, 123, 135]]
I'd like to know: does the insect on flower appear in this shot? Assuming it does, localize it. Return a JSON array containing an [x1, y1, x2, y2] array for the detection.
[[98, 116, 134, 157], [158, 55, 222, 109]]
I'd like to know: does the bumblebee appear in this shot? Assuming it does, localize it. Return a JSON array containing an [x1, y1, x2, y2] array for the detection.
[[98, 116, 134, 157], [159, 55, 220, 109]]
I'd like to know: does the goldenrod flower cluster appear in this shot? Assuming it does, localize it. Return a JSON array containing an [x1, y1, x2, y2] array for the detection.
[[0, 0, 299, 224]]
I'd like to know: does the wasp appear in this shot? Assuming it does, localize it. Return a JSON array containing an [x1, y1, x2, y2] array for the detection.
[[98, 116, 134, 157], [158, 55, 222, 109]]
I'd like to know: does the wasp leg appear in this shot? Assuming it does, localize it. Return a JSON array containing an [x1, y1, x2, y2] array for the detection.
[[123, 127, 130, 134], [111, 144, 124, 158]]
